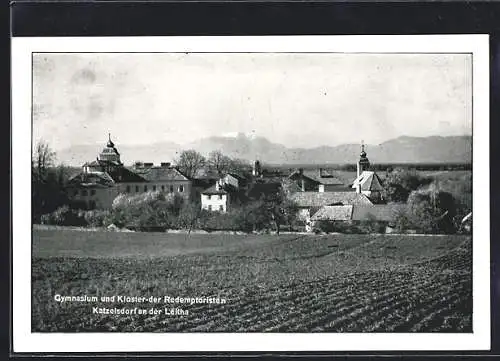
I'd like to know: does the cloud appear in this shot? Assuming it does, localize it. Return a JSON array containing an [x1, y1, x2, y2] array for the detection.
[[32, 53, 472, 151]]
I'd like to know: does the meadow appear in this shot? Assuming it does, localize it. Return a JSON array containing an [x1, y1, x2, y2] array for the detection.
[[32, 229, 472, 332]]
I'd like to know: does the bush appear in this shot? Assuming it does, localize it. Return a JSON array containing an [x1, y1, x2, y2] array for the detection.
[[110, 191, 184, 230], [313, 220, 356, 234], [40, 205, 87, 226], [405, 189, 457, 234], [83, 210, 112, 228], [383, 168, 433, 203]]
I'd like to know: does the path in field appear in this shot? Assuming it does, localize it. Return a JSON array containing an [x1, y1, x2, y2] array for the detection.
[[32, 230, 472, 332]]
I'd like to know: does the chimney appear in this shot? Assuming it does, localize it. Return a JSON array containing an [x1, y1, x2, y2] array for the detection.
[[161, 162, 171, 168], [215, 181, 220, 191], [319, 168, 323, 178]]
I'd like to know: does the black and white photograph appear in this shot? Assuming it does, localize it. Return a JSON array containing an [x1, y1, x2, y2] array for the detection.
[[12, 35, 490, 352]]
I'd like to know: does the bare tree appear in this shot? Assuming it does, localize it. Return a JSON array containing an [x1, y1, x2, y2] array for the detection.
[[228, 158, 252, 175], [175, 150, 206, 178], [208, 150, 232, 175], [33, 140, 56, 183]]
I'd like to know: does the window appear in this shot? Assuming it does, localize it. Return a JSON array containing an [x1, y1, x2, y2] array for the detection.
[[219, 205, 224, 211], [170, 185, 174, 192], [144, 185, 148, 192], [135, 185, 139, 192], [219, 194, 223, 200], [81, 190, 88, 196], [90, 189, 96, 196], [208, 205, 212, 211], [126, 185, 131, 193], [153, 185, 156, 191], [179, 185, 184, 192], [161, 185, 165, 191], [207, 195, 211, 200], [74, 190, 79, 196]]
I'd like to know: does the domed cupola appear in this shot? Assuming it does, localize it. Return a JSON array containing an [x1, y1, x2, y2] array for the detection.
[[98, 133, 122, 164]]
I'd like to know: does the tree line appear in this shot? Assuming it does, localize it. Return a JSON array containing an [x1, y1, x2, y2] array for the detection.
[[33, 140, 472, 235]]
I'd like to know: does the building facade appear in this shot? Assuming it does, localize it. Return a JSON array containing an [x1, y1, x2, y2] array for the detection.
[[66, 135, 192, 209], [351, 143, 384, 203], [201, 182, 230, 212]]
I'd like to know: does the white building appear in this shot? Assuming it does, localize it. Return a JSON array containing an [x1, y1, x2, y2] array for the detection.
[[350, 143, 384, 203], [201, 181, 230, 212]]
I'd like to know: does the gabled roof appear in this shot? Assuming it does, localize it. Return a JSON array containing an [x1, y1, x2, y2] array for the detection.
[[107, 167, 147, 183], [67, 171, 115, 188], [351, 204, 406, 222], [351, 171, 384, 192], [289, 169, 344, 186], [132, 166, 190, 182], [311, 205, 354, 221], [201, 184, 228, 195], [225, 172, 246, 181], [289, 191, 373, 208]]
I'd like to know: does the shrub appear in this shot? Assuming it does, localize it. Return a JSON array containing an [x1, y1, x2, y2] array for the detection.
[[110, 191, 184, 231], [40, 205, 87, 226], [405, 189, 457, 234], [383, 168, 433, 203], [83, 210, 112, 228], [313, 220, 357, 234]]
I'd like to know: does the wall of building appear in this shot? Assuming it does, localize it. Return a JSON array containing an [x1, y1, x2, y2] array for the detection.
[[68, 186, 119, 209], [116, 180, 192, 200], [201, 194, 229, 212]]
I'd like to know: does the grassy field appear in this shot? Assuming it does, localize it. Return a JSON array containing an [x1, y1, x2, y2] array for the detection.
[[32, 229, 472, 332]]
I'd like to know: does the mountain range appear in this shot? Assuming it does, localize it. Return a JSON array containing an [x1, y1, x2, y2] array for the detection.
[[56, 134, 472, 167]]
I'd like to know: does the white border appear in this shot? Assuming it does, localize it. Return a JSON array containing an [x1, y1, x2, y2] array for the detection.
[[12, 35, 490, 353]]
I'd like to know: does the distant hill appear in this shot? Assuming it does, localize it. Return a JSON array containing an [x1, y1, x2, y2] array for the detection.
[[56, 134, 472, 167]]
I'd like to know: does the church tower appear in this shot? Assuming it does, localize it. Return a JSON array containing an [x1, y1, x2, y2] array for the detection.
[[98, 133, 122, 165], [357, 141, 370, 177], [356, 141, 370, 193], [252, 160, 262, 178]]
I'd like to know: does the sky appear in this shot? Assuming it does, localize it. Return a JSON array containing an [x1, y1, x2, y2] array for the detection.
[[32, 52, 472, 151]]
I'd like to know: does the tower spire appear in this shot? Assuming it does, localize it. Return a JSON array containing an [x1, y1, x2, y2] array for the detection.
[[107, 133, 115, 148]]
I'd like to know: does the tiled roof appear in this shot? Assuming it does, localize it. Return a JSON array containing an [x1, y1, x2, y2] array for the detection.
[[226, 172, 246, 181], [202, 184, 228, 195], [289, 169, 344, 186], [67, 171, 115, 187], [351, 204, 406, 222], [351, 171, 384, 192], [107, 167, 147, 183], [311, 205, 354, 221], [132, 166, 190, 182], [289, 191, 373, 207]]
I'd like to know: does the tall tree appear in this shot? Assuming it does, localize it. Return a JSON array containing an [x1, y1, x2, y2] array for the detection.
[[175, 149, 206, 178], [383, 168, 432, 203], [228, 158, 252, 175], [32, 140, 69, 222], [33, 140, 56, 183], [208, 150, 232, 175]]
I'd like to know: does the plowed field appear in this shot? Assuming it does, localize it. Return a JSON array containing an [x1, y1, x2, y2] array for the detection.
[[32, 229, 472, 332]]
